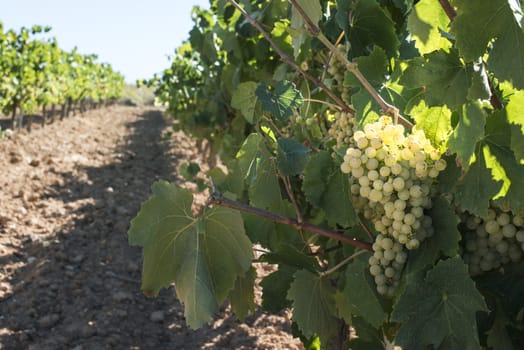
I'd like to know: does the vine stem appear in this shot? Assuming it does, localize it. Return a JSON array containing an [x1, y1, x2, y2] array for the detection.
[[209, 192, 373, 251], [438, 0, 457, 20], [303, 98, 341, 110], [226, 0, 355, 115], [288, 0, 414, 129], [359, 217, 375, 241], [319, 250, 368, 277], [281, 175, 304, 224]]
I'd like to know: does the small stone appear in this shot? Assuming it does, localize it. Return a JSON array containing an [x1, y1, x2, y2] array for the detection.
[[29, 159, 40, 167], [112, 291, 133, 302], [27, 256, 37, 263], [150, 310, 165, 323], [70, 254, 85, 264], [116, 206, 129, 215], [115, 309, 128, 318], [37, 314, 60, 328], [79, 323, 96, 338], [127, 261, 140, 273]]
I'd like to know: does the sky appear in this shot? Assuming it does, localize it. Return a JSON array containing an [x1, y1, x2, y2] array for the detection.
[[1, 0, 210, 83]]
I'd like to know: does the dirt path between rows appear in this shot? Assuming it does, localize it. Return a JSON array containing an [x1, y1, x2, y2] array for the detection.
[[0, 106, 302, 350]]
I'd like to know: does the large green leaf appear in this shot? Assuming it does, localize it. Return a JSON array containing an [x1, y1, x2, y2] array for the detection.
[[287, 269, 339, 343], [260, 265, 295, 313], [229, 267, 256, 321], [392, 257, 488, 350], [344, 46, 388, 88], [406, 197, 461, 274], [407, 0, 452, 54], [450, 0, 512, 61], [401, 50, 472, 109], [456, 148, 503, 217], [408, 100, 452, 148], [339, 258, 387, 328], [506, 90, 524, 163], [231, 81, 258, 123], [256, 81, 303, 121], [302, 151, 356, 227], [128, 181, 253, 328], [236, 133, 282, 210], [450, 0, 524, 88], [260, 244, 319, 272], [484, 141, 524, 214], [486, 306, 515, 350], [276, 137, 309, 176], [290, 0, 322, 57], [447, 102, 487, 166], [343, 0, 400, 58], [350, 88, 381, 126]]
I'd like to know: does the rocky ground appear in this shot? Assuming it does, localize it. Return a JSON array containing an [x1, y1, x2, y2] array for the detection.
[[0, 106, 303, 349]]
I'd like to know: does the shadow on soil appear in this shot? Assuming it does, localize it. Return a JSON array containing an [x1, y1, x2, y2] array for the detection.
[[0, 109, 258, 349]]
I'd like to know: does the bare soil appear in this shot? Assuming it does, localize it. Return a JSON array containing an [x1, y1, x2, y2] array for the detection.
[[0, 106, 303, 350]]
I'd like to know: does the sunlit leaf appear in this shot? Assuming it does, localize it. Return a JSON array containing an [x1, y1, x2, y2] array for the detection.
[[128, 181, 253, 328]]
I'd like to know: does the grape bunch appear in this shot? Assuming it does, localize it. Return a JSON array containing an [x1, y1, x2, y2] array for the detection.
[[368, 234, 407, 297], [327, 110, 356, 149], [327, 44, 350, 102], [339, 116, 446, 295], [460, 206, 524, 276]]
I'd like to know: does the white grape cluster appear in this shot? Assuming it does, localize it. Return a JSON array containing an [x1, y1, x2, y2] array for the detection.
[[327, 110, 356, 149], [327, 45, 350, 102], [368, 234, 407, 297], [461, 207, 524, 276], [339, 116, 446, 296]]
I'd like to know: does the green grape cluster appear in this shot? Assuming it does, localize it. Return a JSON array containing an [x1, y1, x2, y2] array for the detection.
[[327, 45, 350, 102], [327, 110, 356, 149], [460, 207, 524, 276], [339, 116, 446, 295], [368, 234, 407, 297]]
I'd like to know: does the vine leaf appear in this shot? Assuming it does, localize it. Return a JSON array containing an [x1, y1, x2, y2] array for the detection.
[[450, 0, 524, 88], [236, 133, 282, 210], [407, 0, 452, 54], [506, 90, 524, 163], [406, 197, 460, 274], [229, 267, 256, 321], [341, 0, 400, 58], [277, 137, 309, 176], [302, 151, 357, 227], [290, 0, 321, 57], [256, 81, 302, 121], [401, 50, 472, 109], [260, 265, 295, 313], [128, 181, 253, 328], [287, 270, 339, 343], [392, 257, 488, 350], [456, 148, 503, 218], [231, 81, 258, 123], [351, 88, 381, 126], [447, 102, 487, 166], [338, 258, 386, 328], [484, 142, 524, 214], [344, 46, 388, 88], [486, 305, 515, 350], [467, 62, 491, 101], [408, 100, 452, 148]]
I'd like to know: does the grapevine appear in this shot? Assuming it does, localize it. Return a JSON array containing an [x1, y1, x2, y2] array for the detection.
[[0, 22, 124, 131], [130, 1, 524, 349]]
